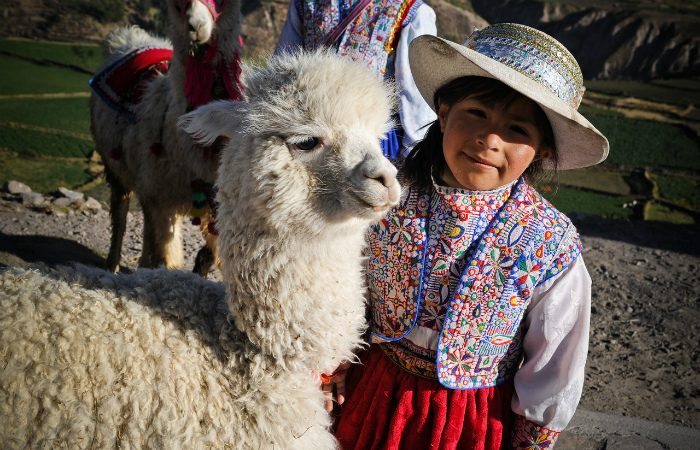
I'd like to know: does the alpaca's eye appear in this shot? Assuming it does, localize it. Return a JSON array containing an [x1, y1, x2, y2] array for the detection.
[[293, 137, 321, 152]]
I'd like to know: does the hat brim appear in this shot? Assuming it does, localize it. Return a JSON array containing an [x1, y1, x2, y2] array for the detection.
[[409, 35, 609, 170]]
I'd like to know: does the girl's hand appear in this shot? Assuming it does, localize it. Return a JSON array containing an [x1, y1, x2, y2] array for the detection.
[[321, 360, 353, 412]]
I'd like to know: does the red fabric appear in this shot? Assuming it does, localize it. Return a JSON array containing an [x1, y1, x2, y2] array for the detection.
[[335, 345, 514, 450], [184, 41, 219, 108], [184, 42, 244, 108], [90, 47, 172, 121], [104, 48, 172, 102]]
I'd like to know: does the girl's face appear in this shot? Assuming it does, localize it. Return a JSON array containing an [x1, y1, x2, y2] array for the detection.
[[438, 94, 553, 191]]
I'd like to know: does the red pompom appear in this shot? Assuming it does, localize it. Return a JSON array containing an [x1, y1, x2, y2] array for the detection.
[[207, 222, 219, 236], [108, 147, 121, 160], [150, 142, 163, 156], [191, 217, 202, 226]]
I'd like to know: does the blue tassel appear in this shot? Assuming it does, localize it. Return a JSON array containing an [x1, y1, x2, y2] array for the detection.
[[380, 128, 401, 160]]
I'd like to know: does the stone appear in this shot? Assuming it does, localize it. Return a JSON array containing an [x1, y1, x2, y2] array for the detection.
[[52, 197, 74, 207], [57, 187, 84, 201], [83, 197, 102, 210], [20, 192, 44, 205], [3, 180, 32, 194]]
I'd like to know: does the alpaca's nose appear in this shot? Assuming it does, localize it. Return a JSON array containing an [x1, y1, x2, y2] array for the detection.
[[363, 156, 400, 205], [364, 158, 397, 187]]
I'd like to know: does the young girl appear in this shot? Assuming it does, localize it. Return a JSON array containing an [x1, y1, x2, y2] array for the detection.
[[322, 23, 610, 450], [275, 0, 438, 158]]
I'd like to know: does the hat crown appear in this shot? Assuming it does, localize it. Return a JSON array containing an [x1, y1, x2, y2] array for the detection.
[[464, 23, 585, 109]]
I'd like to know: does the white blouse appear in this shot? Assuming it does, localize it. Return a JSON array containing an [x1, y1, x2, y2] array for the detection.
[[275, 0, 438, 154]]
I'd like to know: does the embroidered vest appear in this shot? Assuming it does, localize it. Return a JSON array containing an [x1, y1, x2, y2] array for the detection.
[[367, 178, 582, 389], [299, 0, 422, 80]]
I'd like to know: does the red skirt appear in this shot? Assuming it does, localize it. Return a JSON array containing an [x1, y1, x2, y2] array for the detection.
[[334, 345, 514, 450]]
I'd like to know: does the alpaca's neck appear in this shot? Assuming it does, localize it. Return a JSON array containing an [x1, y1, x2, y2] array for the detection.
[[220, 219, 369, 375]]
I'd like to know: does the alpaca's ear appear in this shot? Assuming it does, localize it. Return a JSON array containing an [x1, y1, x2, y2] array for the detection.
[[178, 100, 247, 146]]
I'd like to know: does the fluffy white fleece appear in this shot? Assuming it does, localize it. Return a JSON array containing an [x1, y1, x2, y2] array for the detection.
[[0, 50, 399, 450]]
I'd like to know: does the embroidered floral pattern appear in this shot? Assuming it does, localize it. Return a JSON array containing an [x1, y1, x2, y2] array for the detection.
[[418, 182, 513, 334], [301, 0, 421, 80], [509, 415, 561, 449], [368, 177, 582, 389]]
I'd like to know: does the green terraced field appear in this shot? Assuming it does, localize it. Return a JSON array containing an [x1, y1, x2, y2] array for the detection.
[[0, 97, 91, 135], [0, 124, 93, 158], [0, 38, 102, 73], [0, 40, 698, 223], [584, 78, 700, 107], [0, 154, 93, 194], [586, 115, 700, 171], [0, 54, 92, 96]]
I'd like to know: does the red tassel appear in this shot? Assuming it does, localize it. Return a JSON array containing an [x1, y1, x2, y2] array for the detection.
[[150, 142, 163, 156], [207, 222, 219, 236], [219, 50, 244, 102], [108, 147, 121, 160], [191, 217, 201, 226], [184, 41, 219, 108]]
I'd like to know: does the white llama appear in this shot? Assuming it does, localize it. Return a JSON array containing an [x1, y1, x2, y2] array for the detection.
[[89, 0, 243, 275], [0, 50, 399, 450]]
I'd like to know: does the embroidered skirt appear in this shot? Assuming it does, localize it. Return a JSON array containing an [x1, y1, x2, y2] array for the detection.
[[335, 344, 514, 450]]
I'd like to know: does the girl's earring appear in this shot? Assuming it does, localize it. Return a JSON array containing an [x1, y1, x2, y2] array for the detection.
[[535, 147, 553, 161]]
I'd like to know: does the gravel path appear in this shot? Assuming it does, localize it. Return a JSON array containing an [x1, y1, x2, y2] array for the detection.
[[1, 197, 698, 429]]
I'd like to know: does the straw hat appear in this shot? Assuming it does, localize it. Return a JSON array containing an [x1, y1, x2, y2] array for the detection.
[[409, 23, 609, 170]]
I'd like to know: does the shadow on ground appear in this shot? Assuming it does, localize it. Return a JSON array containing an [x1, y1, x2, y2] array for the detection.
[[573, 214, 700, 256], [0, 232, 105, 268]]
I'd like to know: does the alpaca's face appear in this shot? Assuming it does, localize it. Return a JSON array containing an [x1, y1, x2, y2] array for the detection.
[[273, 127, 401, 224], [170, 0, 223, 45], [179, 50, 402, 231], [242, 52, 401, 226]]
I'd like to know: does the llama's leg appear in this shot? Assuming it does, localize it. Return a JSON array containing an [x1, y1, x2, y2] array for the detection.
[[105, 167, 132, 272], [140, 207, 184, 269], [193, 233, 218, 278], [193, 245, 214, 278]]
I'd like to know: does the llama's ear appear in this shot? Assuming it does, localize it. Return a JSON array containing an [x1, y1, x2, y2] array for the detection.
[[178, 100, 247, 146]]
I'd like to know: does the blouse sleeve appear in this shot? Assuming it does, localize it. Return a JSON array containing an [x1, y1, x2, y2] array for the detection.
[[393, 3, 438, 155], [275, 0, 304, 55], [509, 256, 591, 449]]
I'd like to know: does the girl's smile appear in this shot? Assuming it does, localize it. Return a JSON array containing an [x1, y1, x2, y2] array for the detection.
[[438, 94, 553, 191]]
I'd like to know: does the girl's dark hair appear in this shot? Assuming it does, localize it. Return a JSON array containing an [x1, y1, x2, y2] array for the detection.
[[403, 76, 558, 190]]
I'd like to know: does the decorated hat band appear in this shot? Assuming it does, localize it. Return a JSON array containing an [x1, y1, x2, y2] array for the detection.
[[464, 23, 585, 109]]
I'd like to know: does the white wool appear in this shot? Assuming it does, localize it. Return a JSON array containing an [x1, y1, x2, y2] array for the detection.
[[1, 50, 399, 449]]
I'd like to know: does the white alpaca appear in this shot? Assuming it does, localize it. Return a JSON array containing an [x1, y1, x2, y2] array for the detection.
[[89, 0, 243, 275], [0, 50, 399, 450]]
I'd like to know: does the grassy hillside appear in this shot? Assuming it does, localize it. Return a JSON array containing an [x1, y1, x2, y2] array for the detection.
[[0, 39, 96, 194]]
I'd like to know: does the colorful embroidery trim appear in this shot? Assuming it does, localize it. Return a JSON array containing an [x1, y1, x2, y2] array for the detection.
[[510, 415, 561, 449], [301, 0, 421, 80], [381, 341, 437, 380], [368, 177, 582, 389], [465, 23, 585, 108]]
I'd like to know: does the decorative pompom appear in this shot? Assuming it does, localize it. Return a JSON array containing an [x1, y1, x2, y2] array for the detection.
[[108, 147, 121, 160], [207, 222, 219, 236], [191, 217, 202, 226], [150, 142, 163, 156]]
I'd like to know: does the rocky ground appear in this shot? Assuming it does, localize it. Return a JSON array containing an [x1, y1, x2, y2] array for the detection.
[[0, 189, 699, 430]]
